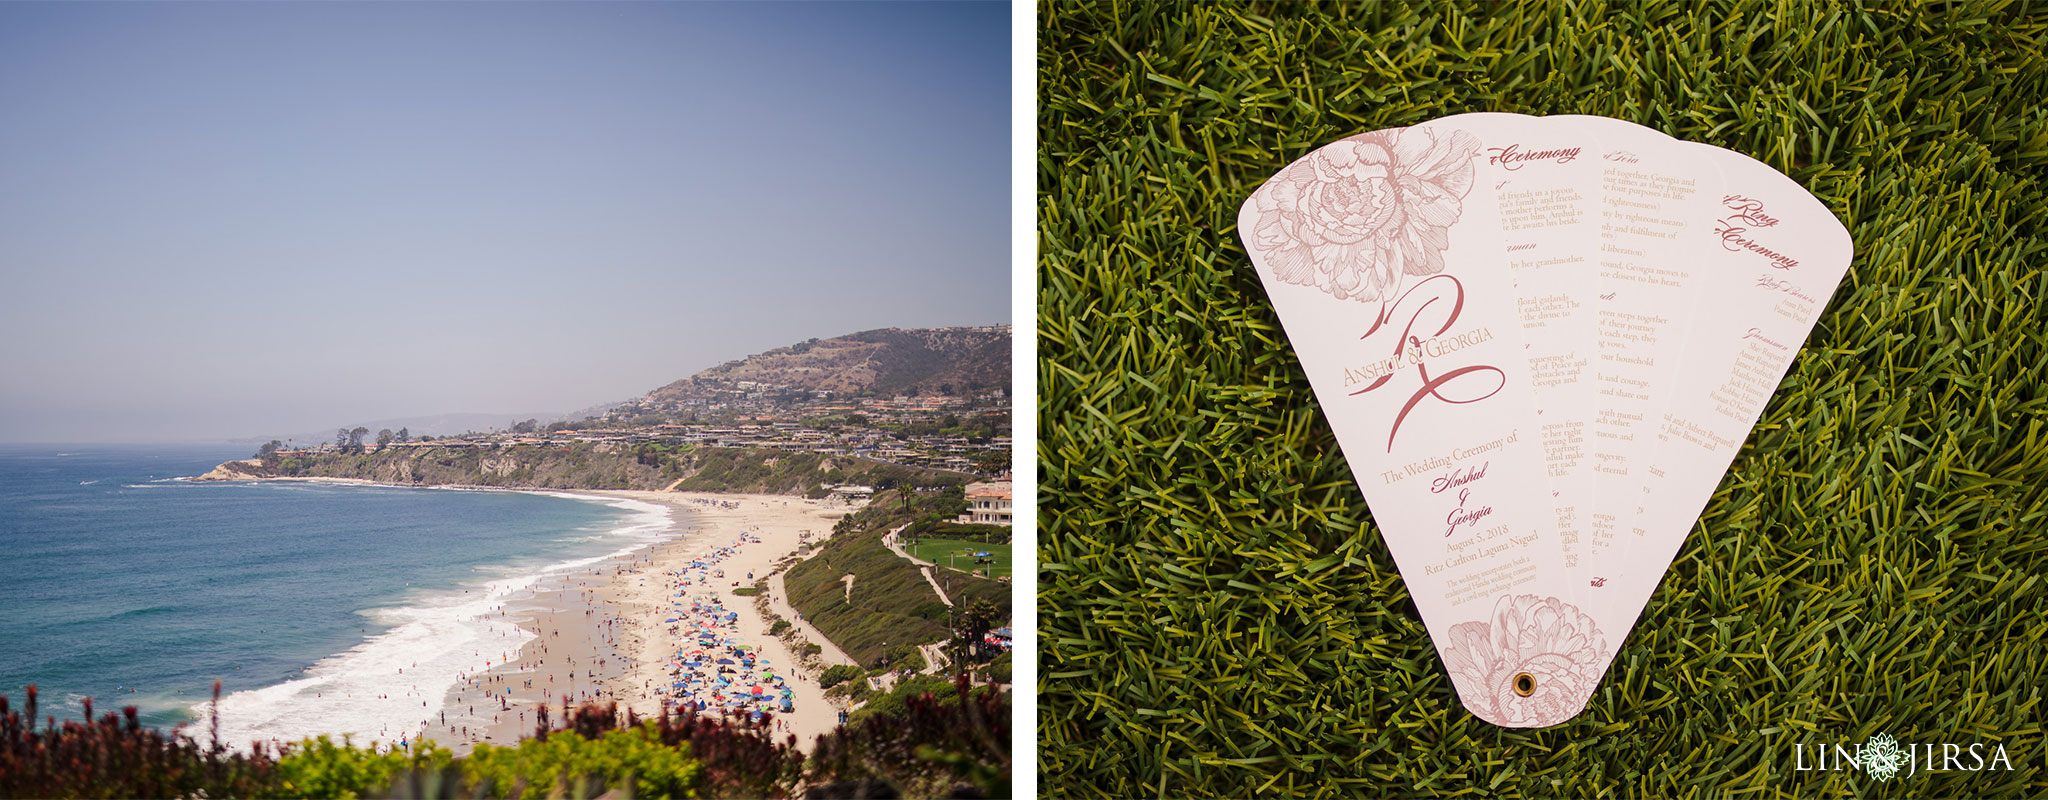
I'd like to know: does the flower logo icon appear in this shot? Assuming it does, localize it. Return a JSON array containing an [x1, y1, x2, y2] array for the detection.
[[1861, 733, 1906, 781]]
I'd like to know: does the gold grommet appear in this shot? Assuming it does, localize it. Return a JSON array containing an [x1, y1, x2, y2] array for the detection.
[[1513, 672, 1536, 697]]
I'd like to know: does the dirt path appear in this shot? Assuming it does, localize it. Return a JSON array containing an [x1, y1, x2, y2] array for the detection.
[[919, 642, 949, 675], [882, 529, 934, 567], [766, 572, 853, 667], [840, 574, 854, 603], [919, 567, 953, 606]]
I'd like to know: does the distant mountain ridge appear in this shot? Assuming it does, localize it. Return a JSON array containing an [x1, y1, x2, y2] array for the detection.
[[633, 325, 1010, 410], [241, 324, 1009, 442]]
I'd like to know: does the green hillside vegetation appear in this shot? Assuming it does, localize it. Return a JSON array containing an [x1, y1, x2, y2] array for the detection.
[[652, 446, 961, 496], [785, 490, 1012, 668], [254, 444, 964, 497], [1040, 2, 2048, 798], [848, 675, 1002, 728]]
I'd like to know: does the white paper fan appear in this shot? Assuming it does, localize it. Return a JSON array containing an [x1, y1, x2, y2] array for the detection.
[[1238, 112, 1850, 727]]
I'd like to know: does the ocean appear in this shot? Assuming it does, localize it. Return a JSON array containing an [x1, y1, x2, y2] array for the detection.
[[0, 443, 672, 748]]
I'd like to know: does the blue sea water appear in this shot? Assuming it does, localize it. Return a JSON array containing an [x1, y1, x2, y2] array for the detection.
[[0, 443, 670, 744]]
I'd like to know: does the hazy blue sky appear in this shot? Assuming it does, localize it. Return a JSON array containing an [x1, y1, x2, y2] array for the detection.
[[0, 1, 1008, 443]]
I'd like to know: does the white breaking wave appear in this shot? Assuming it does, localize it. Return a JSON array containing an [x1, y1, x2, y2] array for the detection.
[[203, 491, 675, 752]]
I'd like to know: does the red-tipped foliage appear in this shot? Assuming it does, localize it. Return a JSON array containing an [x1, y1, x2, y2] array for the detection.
[[809, 674, 1011, 798], [0, 685, 280, 799]]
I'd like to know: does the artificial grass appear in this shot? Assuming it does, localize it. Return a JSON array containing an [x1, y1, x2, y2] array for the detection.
[[1037, 2, 2048, 797]]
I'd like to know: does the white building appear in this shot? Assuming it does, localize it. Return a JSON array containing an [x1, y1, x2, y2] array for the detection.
[[962, 480, 1012, 526], [828, 484, 874, 502]]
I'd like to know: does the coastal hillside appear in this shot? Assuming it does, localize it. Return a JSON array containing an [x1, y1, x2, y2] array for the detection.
[[196, 443, 970, 496], [616, 326, 1010, 422], [784, 487, 1011, 670]]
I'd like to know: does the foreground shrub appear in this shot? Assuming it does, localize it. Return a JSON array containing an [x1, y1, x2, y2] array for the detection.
[[812, 674, 1010, 799], [538, 700, 802, 799], [1, 685, 1005, 799], [820, 664, 866, 689], [275, 736, 454, 799], [0, 683, 281, 799], [464, 722, 699, 799]]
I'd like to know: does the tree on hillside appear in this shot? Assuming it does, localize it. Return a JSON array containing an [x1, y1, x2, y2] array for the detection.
[[375, 429, 395, 448], [396, 427, 410, 442], [254, 440, 282, 460], [936, 486, 967, 516], [335, 428, 351, 451], [348, 427, 369, 454], [965, 599, 1000, 662], [948, 598, 1002, 673], [511, 418, 539, 434]]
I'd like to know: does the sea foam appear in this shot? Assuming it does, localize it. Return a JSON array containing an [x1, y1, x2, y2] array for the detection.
[[205, 491, 673, 751]]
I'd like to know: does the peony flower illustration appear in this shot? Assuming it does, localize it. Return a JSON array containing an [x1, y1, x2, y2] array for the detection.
[[1247, 126, 1482, 303], [1440, 594, 1607, 727]]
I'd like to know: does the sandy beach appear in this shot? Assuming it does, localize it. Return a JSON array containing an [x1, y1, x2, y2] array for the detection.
[[432, 490, 854, 753]]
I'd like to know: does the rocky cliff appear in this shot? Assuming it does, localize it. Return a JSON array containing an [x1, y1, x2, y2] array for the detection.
[[192, 443, 966, 497], [191, 459, 270, 481]]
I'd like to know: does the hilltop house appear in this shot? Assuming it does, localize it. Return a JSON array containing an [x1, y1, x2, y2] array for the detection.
[[961, 480, 1012, 526]]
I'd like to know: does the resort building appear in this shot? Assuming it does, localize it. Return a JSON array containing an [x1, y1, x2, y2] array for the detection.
[[963, 480, 1012, 526]]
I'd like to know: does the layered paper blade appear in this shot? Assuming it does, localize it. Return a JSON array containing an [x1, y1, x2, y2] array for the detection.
[[1613, 144, 1853, 611], [1239, 113, 1852, 728], [1239, 114, 1609, 728]]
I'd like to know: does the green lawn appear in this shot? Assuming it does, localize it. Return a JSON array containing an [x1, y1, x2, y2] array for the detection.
[[1040, 2, 2047, 798], [908, 537, 1012, 580]]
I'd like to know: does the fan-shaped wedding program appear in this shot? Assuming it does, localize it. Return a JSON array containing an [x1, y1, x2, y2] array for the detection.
[[1238, 113, 1852, 727]]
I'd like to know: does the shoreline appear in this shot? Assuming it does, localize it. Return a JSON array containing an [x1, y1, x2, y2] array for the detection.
[[195, 476, 858, 754], [437, 490, 856, 753]]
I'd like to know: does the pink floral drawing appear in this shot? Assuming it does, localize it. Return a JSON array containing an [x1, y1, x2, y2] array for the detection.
[[1439, 594, 1606, 727], [1246, 125, 1483, 303]]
